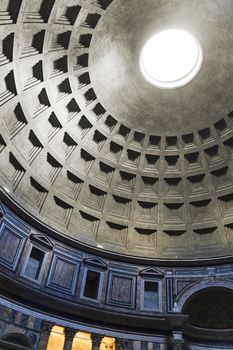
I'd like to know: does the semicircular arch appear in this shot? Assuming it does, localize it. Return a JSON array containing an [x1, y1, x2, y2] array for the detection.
[[174, 280, 233, 313]]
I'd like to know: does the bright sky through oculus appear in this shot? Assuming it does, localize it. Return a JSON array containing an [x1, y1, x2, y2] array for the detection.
[[140, 29, 203, 89]]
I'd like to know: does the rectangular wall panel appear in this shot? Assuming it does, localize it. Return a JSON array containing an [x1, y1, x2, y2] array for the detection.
[[0, 221, 26, 270], [106, 271, 136, 308], [46, 252, 80, 295]]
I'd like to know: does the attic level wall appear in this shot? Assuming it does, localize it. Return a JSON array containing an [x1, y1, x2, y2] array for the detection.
[[1, 200, 233, 347], [0, 302, 231, 350]]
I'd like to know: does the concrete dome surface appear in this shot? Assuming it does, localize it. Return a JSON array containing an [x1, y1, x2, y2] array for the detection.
[[1, 0, 233, 260]]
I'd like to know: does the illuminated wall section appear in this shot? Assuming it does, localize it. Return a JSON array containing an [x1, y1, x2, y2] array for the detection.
[[46, 326, 65, 350], [72, 331, 92, 350], [100, 337, 115, 350]]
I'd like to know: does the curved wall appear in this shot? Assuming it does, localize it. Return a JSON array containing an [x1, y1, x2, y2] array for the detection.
[[1, 191, 233, 347]]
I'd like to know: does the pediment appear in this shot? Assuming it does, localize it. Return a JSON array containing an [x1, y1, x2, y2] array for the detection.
[[30, 234, 54, 249], [139, 267, 164, 278], [83, 257, 108, 270]]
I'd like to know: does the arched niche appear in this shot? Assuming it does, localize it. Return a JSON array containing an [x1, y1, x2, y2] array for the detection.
[[0, 333, 34, 350], [182, 287, 233, 329]]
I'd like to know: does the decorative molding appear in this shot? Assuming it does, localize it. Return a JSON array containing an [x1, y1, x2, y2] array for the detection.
[[0, 201, 5, 218]]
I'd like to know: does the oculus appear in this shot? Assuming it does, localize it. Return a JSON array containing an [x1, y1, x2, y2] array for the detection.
[[139, 29, 203, 89]]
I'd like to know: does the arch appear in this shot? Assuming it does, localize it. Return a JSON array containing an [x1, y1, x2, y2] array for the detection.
[[183, 287, 233, 329], [174, 280, 233, 313], [0, 333, 34, 350]]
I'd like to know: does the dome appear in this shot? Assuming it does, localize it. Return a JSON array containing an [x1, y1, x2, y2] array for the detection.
[[1, 0, 233, 261]]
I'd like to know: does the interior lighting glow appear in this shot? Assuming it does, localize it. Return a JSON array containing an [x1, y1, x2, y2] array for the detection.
[[3, 187, 10, 193], [97, 244, 104, 249], [139, 29, 203, 89]]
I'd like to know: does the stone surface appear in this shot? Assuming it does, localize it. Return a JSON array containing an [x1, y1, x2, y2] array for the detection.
[[1, 0, 233, 259]]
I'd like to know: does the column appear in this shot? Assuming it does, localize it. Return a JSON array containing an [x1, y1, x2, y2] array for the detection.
[[38, 321, 53, 350], [116, 339, 128, 350], [63, 327, 76, 350], [92, 333, 103, 350]]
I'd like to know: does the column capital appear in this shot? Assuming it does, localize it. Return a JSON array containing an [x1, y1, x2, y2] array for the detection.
[[64, 327, 77, 341], [92, 333, 103, 347], [171, 339, 185, 350], [41, 321, 53, 334], [116, 339, 128, 350]]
